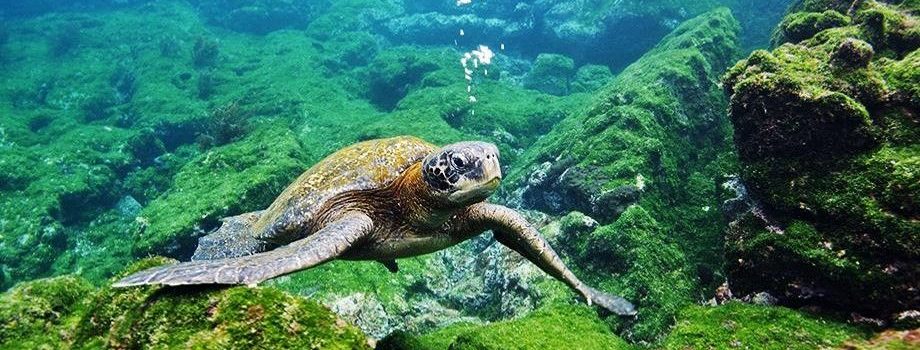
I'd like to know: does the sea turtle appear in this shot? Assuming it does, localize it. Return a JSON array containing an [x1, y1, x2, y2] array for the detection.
[[114, 136, 636, 315]]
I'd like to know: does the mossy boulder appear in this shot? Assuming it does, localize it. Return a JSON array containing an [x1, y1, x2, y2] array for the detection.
[[0, 257, 370, 349], [723, 0, 919, 322], [571, 64, 615, 93], [773, 10, 852, 45], [832, 37, 875, 67], [523, 53, 576, 96], [134, 122, 308, 258], [0, 276, 93, 348], [361, 47, 456, 111]]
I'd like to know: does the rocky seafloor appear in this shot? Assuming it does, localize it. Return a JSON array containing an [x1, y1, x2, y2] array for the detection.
[[0, 0, 917, 349]]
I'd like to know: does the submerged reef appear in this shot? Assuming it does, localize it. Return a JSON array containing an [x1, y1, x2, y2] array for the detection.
[[0, 0, 916, 348], [723, 0, 919, 324]]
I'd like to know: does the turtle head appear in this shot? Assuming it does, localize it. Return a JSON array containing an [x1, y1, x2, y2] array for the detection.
[[422, 141, 502, 205]]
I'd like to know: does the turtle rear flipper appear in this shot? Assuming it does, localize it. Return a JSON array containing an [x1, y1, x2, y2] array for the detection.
[[192, 211, 276, 261], [114, 212, 374, 287]]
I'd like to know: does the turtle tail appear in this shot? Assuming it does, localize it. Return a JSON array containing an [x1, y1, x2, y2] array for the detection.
[[191, 210, 277, 261]]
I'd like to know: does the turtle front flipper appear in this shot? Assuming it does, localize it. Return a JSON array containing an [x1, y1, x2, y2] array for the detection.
[[584, 287, 637, 316], [114, 212, 374, 287], [467, 203, 637, 316]]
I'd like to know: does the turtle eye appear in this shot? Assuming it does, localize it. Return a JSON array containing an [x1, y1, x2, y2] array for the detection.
[[451, 155, 466, 168]]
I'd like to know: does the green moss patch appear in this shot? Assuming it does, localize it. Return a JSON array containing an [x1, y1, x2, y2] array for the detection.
[[661, 302, 868, 349]]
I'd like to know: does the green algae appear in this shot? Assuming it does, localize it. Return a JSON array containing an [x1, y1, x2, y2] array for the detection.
[[571, 65, 615, 93], [661, 302, 868, 349], [0, 276, 93, 349], [378, 305, 632, 350]]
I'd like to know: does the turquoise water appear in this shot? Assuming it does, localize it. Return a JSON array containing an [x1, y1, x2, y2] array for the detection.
[[0, 1, 917, 349]]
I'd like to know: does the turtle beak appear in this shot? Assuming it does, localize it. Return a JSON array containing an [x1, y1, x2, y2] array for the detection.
[[478, 153, 502, 192]]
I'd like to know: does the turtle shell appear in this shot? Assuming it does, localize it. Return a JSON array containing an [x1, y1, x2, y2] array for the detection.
[[252, 136, 436, 243]]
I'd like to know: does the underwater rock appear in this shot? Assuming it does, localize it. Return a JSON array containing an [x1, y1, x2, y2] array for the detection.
[[571, 64, 614, 93], [265, 210, 553, 339], [523, 53, 576, 96], [0, 275, 93, 348], [411, 226, 550, 325], [772, 9, 852, 45], [383, 13, 519, 46], [321, 32, 381, 72], [125, 127, 167, 166], [194, 0, 330, 35], [379, 0, 787, 70], [552, 211, 599, 250], [831, 37, 874, 68], [329, 292, 392, 340], [114, 195, 141, 218], [0, 257, 370, 349], [363, 47, 452, 111], [723, 0, 919, 324], [0, 124, 136, 289], [532, 0, 733, 69], [192, 36, 219, 69], [719, 176, 754, 221], [518, 159, 639, 223]]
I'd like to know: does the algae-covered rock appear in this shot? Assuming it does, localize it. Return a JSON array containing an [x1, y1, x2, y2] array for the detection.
[[377, 305, 631, 350], [523, 53, 576, 96], [0, 257, 370, 349], [134, 122, 307, 258], [0, 276, 93, 349], [504, 8, 741, 341], [773, 9, 852, 45], [361, 47, 456, 111], [576, 205, 696, 342], [571, 64, 615, 93], [723, 0, 919, 322], [381, 0, 786, 70], [195, 0, 330, 35]]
